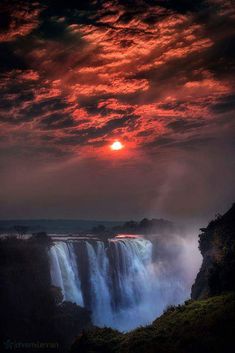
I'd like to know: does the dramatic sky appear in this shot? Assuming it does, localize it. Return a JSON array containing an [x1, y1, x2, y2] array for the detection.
[[0, 0, 234, 221]]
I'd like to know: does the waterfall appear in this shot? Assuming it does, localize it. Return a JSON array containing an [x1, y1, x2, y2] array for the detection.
[[109, 239, 152, 308], [49, 242, 84, 307], [85, 241, 113, 326], [49, 237, 187, 331]]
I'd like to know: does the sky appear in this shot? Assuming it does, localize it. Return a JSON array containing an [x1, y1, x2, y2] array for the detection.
[[0, 0, 234, 222]]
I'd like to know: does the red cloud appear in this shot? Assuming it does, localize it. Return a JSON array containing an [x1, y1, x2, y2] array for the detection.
[[0, 0, 234, 160], [0, 2, 41, 42]]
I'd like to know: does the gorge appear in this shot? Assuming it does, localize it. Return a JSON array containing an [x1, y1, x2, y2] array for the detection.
[[49, 236, 190, 331]]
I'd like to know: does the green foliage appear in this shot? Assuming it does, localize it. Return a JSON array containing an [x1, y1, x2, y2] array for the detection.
[[31, 231, 52, 244], [163, 304, 177, 314], [14, 225, 29, 238], [92, 225, 106, 234], [71, 293, 235, 353], [112, 218, 173, 235], [71, 328, 123, 353]]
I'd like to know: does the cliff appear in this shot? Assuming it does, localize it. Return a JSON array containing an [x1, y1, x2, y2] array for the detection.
[[0, 234, 92, 352], [191, 204, 235, 299]]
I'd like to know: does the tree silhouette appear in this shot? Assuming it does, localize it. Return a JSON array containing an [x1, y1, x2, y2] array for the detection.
[[14, 225, 29, 239]]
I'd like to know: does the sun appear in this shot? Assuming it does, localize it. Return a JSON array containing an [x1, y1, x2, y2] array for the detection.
[[110, 140, 124, 151]]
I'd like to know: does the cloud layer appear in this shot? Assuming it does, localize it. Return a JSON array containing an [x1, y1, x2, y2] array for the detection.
[[0, 0, 234, 220]]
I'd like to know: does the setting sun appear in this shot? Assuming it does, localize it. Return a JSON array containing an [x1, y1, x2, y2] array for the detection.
[[110, 141, 124, 151]]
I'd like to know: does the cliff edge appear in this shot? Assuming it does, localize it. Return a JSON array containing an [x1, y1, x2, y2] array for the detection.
[[191, 204, 235, 299]]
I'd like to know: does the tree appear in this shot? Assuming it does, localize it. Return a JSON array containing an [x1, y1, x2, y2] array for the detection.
[[92, 225, 106, 234], [14, 225, 29, 239]]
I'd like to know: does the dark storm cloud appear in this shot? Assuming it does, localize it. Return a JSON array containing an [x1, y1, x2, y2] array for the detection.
[[40, 114, 76, 130], [54, 116, 136, 146], [0, 69, 74, 131], [172, 136, 216, 150], [212, 94, 235, 113], [81, 116, 134, 137], [26, 100, 68, 119], [66, 114, 137, 141], [0, 43, 27, 71], [144, 135, 212, 150], [144, 137, 175, 148], [167, 120, 206, 132]]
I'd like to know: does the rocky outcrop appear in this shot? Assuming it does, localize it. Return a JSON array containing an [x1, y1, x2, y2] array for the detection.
[[191, 204, 235, 299], [0, 235, 92, 352]]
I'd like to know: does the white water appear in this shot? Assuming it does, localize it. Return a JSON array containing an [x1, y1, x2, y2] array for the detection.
[[49, 237, 189, 331], [49, 242, 84, 306], [85, 241, 113, 326]]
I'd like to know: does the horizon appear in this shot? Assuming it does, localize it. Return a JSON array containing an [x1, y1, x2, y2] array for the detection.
[[0, 202, 232, 225]]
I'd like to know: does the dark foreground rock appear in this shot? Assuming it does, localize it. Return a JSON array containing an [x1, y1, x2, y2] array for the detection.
[[192, 203, 235, 299], [0, 235, 92, 352]]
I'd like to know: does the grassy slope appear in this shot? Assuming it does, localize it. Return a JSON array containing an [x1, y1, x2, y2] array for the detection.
[[71, 293, 235, 353]]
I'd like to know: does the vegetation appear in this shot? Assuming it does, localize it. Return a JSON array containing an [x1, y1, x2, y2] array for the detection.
[[14, 225, 29, 238], [112, 218, 174, 235], [71, 293, 235, 353], [71, 328, 123, 353], [91, 225, 116, 240]]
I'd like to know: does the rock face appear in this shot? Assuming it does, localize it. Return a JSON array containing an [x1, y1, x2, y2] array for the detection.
[[191, 204, 235, 299], [0, 235, 92, 352]]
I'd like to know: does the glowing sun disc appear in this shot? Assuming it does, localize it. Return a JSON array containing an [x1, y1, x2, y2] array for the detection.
[[110, 141, 124, 151]]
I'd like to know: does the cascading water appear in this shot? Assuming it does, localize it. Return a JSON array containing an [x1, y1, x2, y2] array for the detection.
[[49, 237, 189, 331], [85, 241, 113, 327], [49, 242, 84, 306]]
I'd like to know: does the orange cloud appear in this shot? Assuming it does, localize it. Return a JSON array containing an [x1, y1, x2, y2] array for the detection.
[[0, 2, 41, 42]]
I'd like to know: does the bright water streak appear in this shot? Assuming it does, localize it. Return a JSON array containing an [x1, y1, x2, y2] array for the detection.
[[49, 242, 84, 306]]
